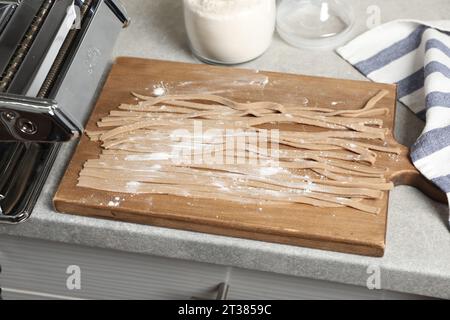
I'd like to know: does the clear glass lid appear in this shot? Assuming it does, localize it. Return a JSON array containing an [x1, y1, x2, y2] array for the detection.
[[277, 0, 356, 50]]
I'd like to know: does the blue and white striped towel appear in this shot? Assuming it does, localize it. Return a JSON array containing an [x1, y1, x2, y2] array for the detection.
[[337, 20, 450, 225]]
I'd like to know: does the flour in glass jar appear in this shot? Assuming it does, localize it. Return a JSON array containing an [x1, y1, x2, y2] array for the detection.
[[183, 0, 276, 64]]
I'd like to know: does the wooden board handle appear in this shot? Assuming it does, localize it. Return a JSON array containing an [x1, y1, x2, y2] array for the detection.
[[389, 143, 447, 204]]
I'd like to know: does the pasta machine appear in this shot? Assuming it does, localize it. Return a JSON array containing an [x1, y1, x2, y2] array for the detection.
[[0, 0, 129, 223]]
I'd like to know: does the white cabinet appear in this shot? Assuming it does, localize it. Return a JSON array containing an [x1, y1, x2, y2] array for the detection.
[[0, 235, 431, 300], [227, 268, 428, 300], [0, 235, 226, 300]]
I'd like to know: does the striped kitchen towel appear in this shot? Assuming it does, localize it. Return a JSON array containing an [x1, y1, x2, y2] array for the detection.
[[337, 20, 450, 226]]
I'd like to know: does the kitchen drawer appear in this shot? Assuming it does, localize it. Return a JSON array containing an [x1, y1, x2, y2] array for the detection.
[[0, 234, 433, 300], [0, 235, 227, 300], [227, 268, 431, 300]]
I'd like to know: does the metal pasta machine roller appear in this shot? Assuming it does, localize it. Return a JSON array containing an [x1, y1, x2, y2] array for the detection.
[[0, 0, 129, 223]]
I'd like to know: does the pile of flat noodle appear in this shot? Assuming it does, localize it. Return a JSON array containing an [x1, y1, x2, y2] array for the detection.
[[80, 89, 400, 214]]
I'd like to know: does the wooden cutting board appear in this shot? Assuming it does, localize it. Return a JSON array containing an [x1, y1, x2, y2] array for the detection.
[[54, 57, 444, 257]]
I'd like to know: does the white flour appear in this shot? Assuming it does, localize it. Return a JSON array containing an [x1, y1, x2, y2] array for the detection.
[[183, 0, 276, 64]]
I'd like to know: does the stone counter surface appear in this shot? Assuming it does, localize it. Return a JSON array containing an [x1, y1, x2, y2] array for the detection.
[[0, 0, 449, 299]]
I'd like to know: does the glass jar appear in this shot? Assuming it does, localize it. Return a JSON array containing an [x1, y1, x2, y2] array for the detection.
[[277, 0, 356, 50], [183, 0, 277, 65]]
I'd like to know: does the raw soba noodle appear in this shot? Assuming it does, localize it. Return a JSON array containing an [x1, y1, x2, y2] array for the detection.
[[80, 90, 398, 214]]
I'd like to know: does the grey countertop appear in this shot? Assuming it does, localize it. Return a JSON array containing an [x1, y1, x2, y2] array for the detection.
[[1, 0, 450, 299]]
